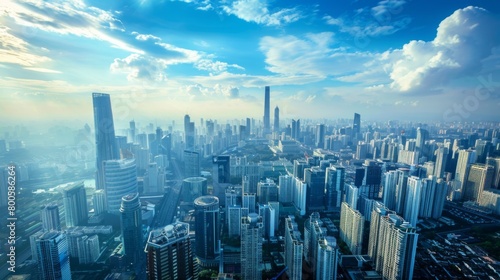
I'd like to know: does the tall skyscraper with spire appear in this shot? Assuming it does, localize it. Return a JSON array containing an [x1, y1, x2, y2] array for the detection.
[[263, 86, 270, 135], [93, 93, 119, 190]]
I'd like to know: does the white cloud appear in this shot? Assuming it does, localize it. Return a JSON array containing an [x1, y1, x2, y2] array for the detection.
[[259, 32, 374, 77], [131, 31, 161, 42], [1, 0, 142, 53], [110, 54, 168, 81], [222, 0, 301, 26], [324, 0, 410, 37], [389, 6, 500, 92], [195, 59, 244, 73], [0, 26, 52, 67], [182, 83, 239, 99]]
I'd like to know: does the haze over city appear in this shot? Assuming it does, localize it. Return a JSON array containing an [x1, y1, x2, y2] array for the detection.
[[2, 1, 500, 280], [1, 0, 500, 124]]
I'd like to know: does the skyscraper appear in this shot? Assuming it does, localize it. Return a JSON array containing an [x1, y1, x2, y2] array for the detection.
[[404, 176, 422, 227], [339, 202, 364, 254], [76, 234, 100, 264], [263, 86, 270, 134], [184, 114, 195, 150], [36, 231, 72, 280], [241, 213, 263, 280], [274, 106, 279, 132], [93, 92, 119, 190], [145, 222, 198, 280], [325, 166, 345, 211], [257, 178, 278, 204], [361, 160, 382, 199], [284, 215, 303, 280], [434, 145, 449, 178], [315, 124, 326, 148], [194, 195, 220, 266], [92, 189, 106, 215], [120, 193, 143, 268], [291, 119, 301, 141], [304, 212, 322, 268], [453, 149, 476, 200], [103, 159, 138, 215], [316, 236, 338, 280], [184, 150, 201, 178], [41, 203, 61, 232], [305, 167, 326, 212], [278, 174, 294, 203], [62, 182, 88, 227], [369, 210, 418, 280], [353, 113, 361, 138], [416, 127, 429, 157], [464, 164, 494, 202]]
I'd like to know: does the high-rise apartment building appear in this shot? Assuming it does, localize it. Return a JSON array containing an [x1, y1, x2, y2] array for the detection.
[[41, 203, 61, 232], [36, 231, 72, 280], [145, 222, 198, 280], [316, 236, 338, 280], [284, 215, 303, 280], [257, 178, 278, 204], [278, 174, 294, 203], [464, 164, 494, 202], [93, 92, 119, 190], [241, 213, 263, 280], [339, 202, 364, 254], [404, 176, 422, 227], [62, 182, 88, 227], [453, 149, 476, 200], [369, 209, 418, 280], [92, 189, 106, 215]]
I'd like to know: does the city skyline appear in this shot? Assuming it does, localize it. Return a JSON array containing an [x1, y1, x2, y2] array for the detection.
[[1, 1, 500, 124]]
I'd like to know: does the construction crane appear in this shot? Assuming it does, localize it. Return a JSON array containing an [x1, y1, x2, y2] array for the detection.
[[271, 266, 288, 280]]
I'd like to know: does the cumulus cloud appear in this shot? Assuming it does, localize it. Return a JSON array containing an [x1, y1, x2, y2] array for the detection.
[[110, 54, 168, 81], [265, 6, 499, 94], [389, 6, 500, 92], [222, 0, 301, 26], [182, 83, 240, 99], [131, 31, 161, 42], [195, 59, 244, 73]]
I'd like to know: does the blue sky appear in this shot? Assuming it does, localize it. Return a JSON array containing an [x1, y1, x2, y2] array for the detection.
[[1, 0, 500, 126]]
